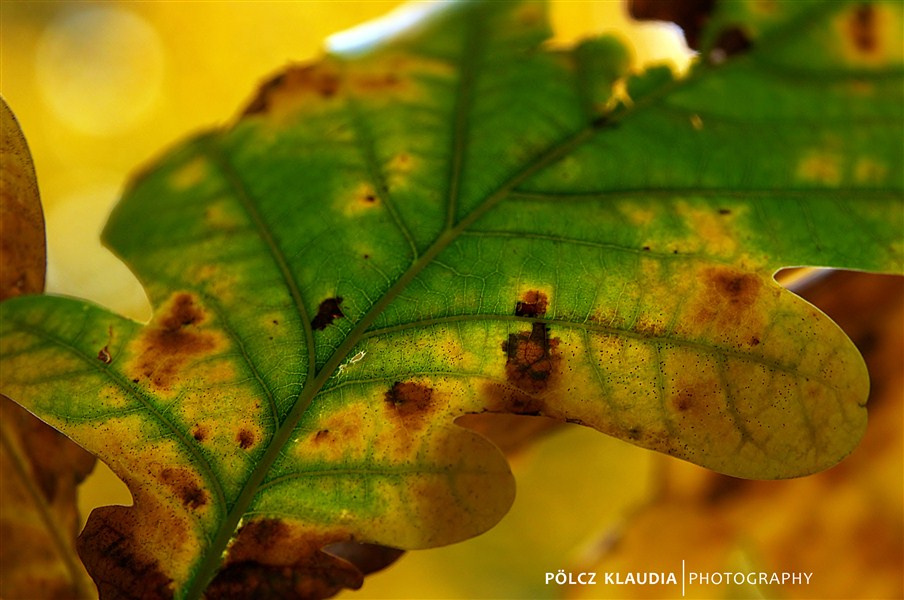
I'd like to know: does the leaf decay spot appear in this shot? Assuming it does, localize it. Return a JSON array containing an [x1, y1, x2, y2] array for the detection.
[[192, 425, 208, 442], [848, 4, 878, 54], [384, 381, 436, 430], [160, 467, 207, 510], [128, 293, 218, 391], [711, 269, 760, 308], [672, 389, 694, 412], [237, 429, 256, 450], [243, 65, 341, 116], [207, 519, 365, 599], [312, 297, 344, 330], [501, 322, 561, 397], [515, 290, 548, 317]]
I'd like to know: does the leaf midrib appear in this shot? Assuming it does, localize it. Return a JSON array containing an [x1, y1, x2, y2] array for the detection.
[[186, 2, 860, 596]]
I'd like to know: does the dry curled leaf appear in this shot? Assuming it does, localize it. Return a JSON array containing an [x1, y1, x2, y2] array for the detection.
[[0, 96, 97, 600]]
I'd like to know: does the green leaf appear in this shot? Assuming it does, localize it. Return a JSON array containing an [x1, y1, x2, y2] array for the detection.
[[1, 1, 902, 597]]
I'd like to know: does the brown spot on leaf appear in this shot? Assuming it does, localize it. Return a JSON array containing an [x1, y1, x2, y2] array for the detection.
[[192, 425, 208, 442], [243, 65, 341, 116], [515, 290, 548, 317], [502, 322, 561, 394], [128, 293, 218, 391], [313, 429, 330, 442], [750, 336, 761, 346], [710, 269, 760, 309], [77, 506, 174, 600], [718, 208, 731, 215], [237, 429, 255, 450], [206, 519, 366, 600], [849, 4, 878, 54], [160, 468, 207, 510], [683, 267, 766, 344], [161, 293, 204, 330], [385, 382, 436, 431], [312, 297, 344, 331], [673, 389, 694, 412]]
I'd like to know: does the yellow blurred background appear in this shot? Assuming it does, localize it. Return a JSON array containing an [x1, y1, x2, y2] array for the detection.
[[1, 2, 899, 599]]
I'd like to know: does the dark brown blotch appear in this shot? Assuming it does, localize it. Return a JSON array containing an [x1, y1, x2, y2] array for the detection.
[[849, 3, 878, 54], [711, 269, 760, 307], [192, 425, 208, 442], [160, 467, 207, 510], [312, 297, 344, 331], [515, 290, 548, 317], [673, 389, 694, 412], [161, 293, 204, 331], [501, 322, 561, 394], [243, 65, 341, 115], [384, 382, 436, 428], [313, 429, 330, 442], [237, 429, 255, 450]]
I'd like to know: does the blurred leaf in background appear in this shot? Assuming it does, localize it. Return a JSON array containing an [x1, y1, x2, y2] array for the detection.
[[1, 97, 96, 600]]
